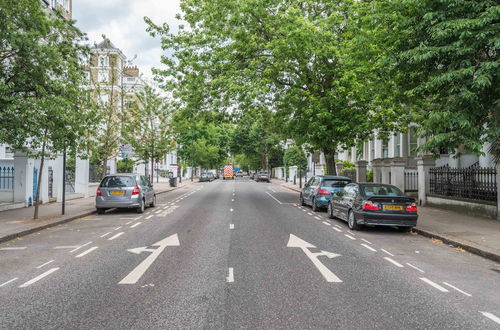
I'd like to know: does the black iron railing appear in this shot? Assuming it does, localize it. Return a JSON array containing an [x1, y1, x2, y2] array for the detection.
[[0, 166, 14, 190], [429, 166, 497, 202], [404, 169, 418, 192]]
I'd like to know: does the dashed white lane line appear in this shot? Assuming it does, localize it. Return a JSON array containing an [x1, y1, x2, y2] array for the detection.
[[361, 243, 377, 252], [226, 268, 234, 283], [231, 199, 235, 202], [307, 212, 313, 216], [344, 234, 356, 240], [120, 217, 134, 220], [315, 216, 322, 220], [134, 216, 143, 220], [75, 246, 98, 258], [419, 277, 448, 292], [19, 268, 59, 288], [361, 238, 372, 245], [333, 224, 342, 229], [229, 224, 234, 229], [125, 221, 132, 225], [108, 232, 124, 240], [322, 221, 331, 226], [114, 226, 122, 231], [130, 222, 142, 228], [155, 210, 163, 214], [145, 215, 153, 220], [0, 278, 18, 288], [36, 260, 55, 269], [70, 242, 92, 253], [480, 312, 500, 325], [230, 208, 234, 212], [333, 227, 342, 232], [381, 249, 394, 257], [347, 231, 356, 236], [443, 282, 472, 297], [100, 232, 112, 238], [406, 263, 425, 273], [384, 257, 404, 268], [0, 247, 27, 251]]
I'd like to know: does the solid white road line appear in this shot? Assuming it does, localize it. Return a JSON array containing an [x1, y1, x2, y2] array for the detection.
[[322, 221, 331, 226], [384, 257, 404, 268], [108, 232, 124, 240], [381, 249, 394, 257], [361, 238, 373, 245], [226, 268, 234, 283], [229, 224, 234, 229], [480, 312, 500, 325], [0, 247, 27, 251], [419, 277, 449, 292], [344, 234, 356, 240], [75, 246, 98, 258], [361, 243, 377, 252], [19, 268, 59, 288], [145, 215, 153, 220], [266, 192, 283, 205], [130, 222, 142, 228], [406, 263, 425, 273], [36, 260, 55, 269], [333, 227, 342, 232], [114, 226, 122, 231], [100, 232, 112, 238], [70, 241, 92, 253], [0, 278, 18, 288], [443, 282, 472, 297]]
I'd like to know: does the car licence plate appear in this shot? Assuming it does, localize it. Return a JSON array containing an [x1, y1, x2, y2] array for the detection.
[[383, 204, 403, 211], [110, 190, 125, 195]]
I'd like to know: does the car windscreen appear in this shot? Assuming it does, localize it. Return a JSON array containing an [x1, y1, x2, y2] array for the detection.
[[322, 179, 351, 188], [259, 172, 268, 175], [361, 185, 405, 197], [100, 176, 136, 188]]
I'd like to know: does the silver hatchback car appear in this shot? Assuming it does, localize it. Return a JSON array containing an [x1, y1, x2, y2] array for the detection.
[[95, 174, 156, 214]]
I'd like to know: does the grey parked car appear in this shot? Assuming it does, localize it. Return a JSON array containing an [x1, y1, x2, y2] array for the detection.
[[95, 174, 156, 214], [255, 171, 270, 182]]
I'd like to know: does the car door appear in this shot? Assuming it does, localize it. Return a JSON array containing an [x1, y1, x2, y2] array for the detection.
[[337, 185, 353, 220], [138, 176, 150, 204], [342, 184, 358, 220], [307, 177, 319, 203], [302, 177, 315, 202]]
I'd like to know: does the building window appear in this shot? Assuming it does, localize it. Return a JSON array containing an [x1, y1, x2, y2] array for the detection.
[[409, 127, 418, 157], [98, 70, 109, 83], [98, 55, 109, 67], [382, 139, 389, 158], [395, 133, 401, 157], [370, 138, 375, 160]]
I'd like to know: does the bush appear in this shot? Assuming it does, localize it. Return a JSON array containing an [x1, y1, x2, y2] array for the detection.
[[366, 170, 373, 182]]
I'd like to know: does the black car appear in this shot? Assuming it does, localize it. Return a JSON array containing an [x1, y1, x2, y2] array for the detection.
[[328, 183, 418, 231]]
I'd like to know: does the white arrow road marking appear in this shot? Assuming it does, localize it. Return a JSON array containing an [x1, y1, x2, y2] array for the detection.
[[19, 268, 59, 288], [287, 234, 342, 283], [119, 234, 180, 285], [480, 312, 500, 325]]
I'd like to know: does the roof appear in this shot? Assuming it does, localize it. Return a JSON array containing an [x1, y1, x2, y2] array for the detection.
[[95, 39, 118, 50]]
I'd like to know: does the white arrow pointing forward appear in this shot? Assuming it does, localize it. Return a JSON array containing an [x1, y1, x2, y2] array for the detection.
[[119, 234, 180, 285], [287, 234, 342, 283]]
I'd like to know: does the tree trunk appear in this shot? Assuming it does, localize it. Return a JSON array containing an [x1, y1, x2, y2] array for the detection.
[[150, 158, 154, 185], [101, 158, 108, 180], [324, 149, 337, 175], [34, 129, 48, 219]]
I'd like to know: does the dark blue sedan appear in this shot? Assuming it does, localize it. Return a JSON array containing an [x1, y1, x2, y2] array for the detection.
[[299, 175, 352, 212]]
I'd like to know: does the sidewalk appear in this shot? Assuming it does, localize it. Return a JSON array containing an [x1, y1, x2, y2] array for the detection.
[[272, 179, 500, 263], [0, 180, 192, 244]]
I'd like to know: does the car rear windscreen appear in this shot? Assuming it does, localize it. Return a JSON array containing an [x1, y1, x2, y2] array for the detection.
[[362, 185, 405, 197], [322, 180, 350, 188], [100, 176, 135, 188]]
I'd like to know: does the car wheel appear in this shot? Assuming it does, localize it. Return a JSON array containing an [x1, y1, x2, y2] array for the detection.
[[398, 226, 412, 233], [96, 208, 105, 215], [312, 198, 318, 212], [150, 195, 156, 207], [300, 194, 306, 206], [136, 199, 145, 214], [347, 210, 360, 230], [327, 203, 334, 219]]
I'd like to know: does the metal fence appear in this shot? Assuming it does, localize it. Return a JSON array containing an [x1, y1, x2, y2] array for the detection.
[[65, 168, 75, 193], [339, 168, 357, 182], [48, 167, 54, 198], [404, 169, 418, 192], [89, 165, 110, 183], [0, 166, 14, 190], [429, 166, 497, 202]]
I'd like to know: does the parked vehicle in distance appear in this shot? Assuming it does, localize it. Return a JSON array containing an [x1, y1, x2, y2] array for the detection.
[[199, 172, 214, 182], [300, 175, 351, 212], [249, 172, 255, 180], [255, 171, 270, 182], [236, 171, 243, 177], [223, 165, 234, 180], [328, 183, 418, 231], [95, 174, 155, 214]]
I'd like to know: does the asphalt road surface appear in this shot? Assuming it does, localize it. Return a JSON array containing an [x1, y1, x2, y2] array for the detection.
[[1, 178, 499, 329]]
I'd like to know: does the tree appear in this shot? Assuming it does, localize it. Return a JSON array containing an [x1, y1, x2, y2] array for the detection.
[[0, 0, 96, 218], [122, 85, 175, 182], [284, 146, 308, 173]]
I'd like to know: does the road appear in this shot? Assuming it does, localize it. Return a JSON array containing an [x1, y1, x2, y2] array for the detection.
[[0, 178, 499, 329]]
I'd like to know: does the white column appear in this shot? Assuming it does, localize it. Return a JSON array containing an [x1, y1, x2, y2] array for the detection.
[[374, 138, 383, 159], [54, 155, 65, 202], [13, 152, 32, 205], [390, 158, 406, 191], [356, 160, 368, 182], [75, 157, 90, 197], [37, 158, 49, 204], [108, 157, 117, 174], [416, 155, 436, 206]]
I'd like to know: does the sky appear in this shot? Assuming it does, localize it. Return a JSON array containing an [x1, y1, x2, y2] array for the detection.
[[73, 0, 181, 79]]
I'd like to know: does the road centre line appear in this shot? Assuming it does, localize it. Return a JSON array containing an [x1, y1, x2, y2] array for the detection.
[[406, 263, 425, 273], [100, 232, 112, 238], [36, 260, 55, 269], [114, 226, 122, 230], [0, 247, 27, 251], [145, 215, 153, 220], [361, 243, 377, 252], [130, 222, 142, 228], [419, 277, 448, 292], [70, 242, 92, 253], [0, 278, 18, 288], [384, 257, 404, 268], [381, 249, 394, 257], [443, 282, 472, 297], [344, 234, 356, 240], [322, 221, 331, 226], [361, 238, 372, 245], [480, 312, 500, 325], [266, 192, 283, 205], [226, 268, 234, 283], [108, 232, 124, 240], [333, 227, 342, 232], [125, 221, 132, 225], [19, 268, 59, 288], [75, 247, 98, 258], [230, 224, 234, 229]]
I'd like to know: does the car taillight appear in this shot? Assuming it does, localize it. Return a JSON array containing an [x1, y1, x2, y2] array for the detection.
[[406, 203, 418, 212], [362, 201, 380, 211], [317, 189, 330, 195], [132, 185, 140, 195], [96, 186, 102, 196]]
